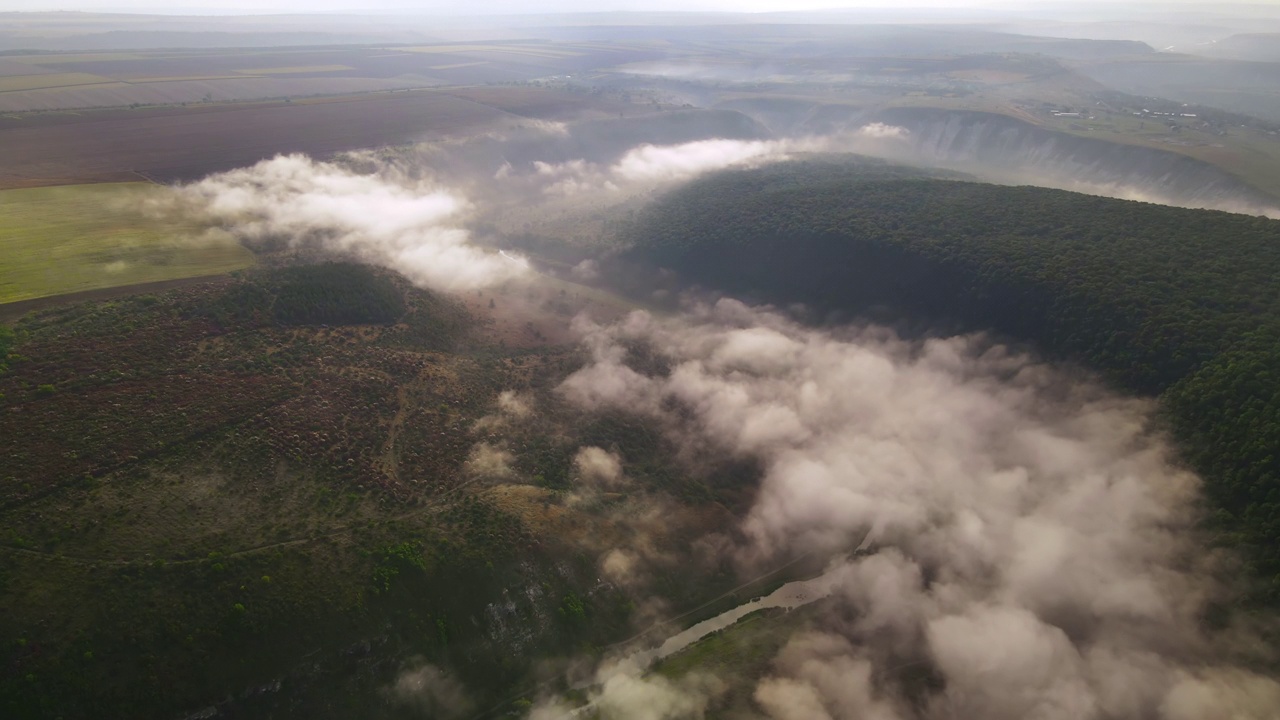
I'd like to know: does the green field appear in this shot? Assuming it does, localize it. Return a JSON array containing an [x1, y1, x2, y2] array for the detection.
[[0, 182, 254, 304]]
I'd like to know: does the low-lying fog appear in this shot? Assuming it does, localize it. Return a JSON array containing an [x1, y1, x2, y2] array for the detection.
[[163, 113, 1280, 719], [165, 113, 1280, 279], [539, 300, 1280, 720]]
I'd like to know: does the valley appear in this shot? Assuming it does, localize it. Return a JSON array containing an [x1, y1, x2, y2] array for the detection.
[[4, 6, 1280, 720]]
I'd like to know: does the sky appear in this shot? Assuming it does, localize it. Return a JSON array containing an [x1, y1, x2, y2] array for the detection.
[[5, 0, 1269, 15]]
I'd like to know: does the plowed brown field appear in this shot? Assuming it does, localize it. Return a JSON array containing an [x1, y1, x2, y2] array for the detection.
[[0, 88, 611, 188]]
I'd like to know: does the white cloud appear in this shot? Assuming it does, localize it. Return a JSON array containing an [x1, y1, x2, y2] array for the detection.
[[612, 138, 797, 183], [529, 667, 721, 720], [173, 153, 527, 293], [556, 298, 1280, 720], [574, 446, 626, 488], [386, 661, 473, 719], [856, 122, 910, 140], [464, 442, 517, 479], [527, 136, 828, 198]]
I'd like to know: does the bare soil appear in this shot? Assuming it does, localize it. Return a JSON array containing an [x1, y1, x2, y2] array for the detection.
[[0, 87, 628, 189]]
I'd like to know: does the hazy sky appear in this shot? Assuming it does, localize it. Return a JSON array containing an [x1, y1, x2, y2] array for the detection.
[[5, 0, 1263, 14], [0, 0, 964, 11]]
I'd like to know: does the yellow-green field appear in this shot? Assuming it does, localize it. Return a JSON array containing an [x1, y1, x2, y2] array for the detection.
[[0, 72, 117, 92], [0, 182, 254, 304], [397, 44, 584, 58], [126, 75, 252, 83], [428, 62, 490, 70], [235, 65, 354, 75]]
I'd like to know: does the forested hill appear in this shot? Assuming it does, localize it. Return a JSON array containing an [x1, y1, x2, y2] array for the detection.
[[621, 161, 1280, 601]]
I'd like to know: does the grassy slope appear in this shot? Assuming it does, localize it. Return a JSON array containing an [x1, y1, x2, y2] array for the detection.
[[0, 182, 254, 303]]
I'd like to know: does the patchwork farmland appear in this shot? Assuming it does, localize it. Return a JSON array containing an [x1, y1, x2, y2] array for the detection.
[[0, 87, 636, 189], [0, 42, 660, 112]]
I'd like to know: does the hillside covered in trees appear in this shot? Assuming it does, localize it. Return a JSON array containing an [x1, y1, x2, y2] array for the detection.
[[622, 161, 1280, 601], [0, 262, 776, 718]]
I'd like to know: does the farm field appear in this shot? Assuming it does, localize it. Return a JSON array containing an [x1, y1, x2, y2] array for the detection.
[[1027, 107, 1280, 200], [0, 71, 120, 92], [0, 87, 640, 189], [671, 51, 1280, 201], [0, 182, 254, 303], [0, 42, 661, 112], [1071, 54, 1280, 124]]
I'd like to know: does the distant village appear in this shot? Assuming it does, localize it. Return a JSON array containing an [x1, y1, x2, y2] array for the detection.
[[1024, 94, 1280, 139]]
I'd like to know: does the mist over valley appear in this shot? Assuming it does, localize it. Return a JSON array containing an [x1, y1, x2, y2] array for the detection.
[[2, 4, 1280, 719]]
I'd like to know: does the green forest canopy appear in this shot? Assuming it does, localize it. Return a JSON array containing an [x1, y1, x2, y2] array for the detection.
[[623, 160, 1280, 601]]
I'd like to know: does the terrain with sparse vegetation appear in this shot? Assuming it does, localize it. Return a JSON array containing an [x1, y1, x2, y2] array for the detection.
[[0, 263, 776, 719]]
